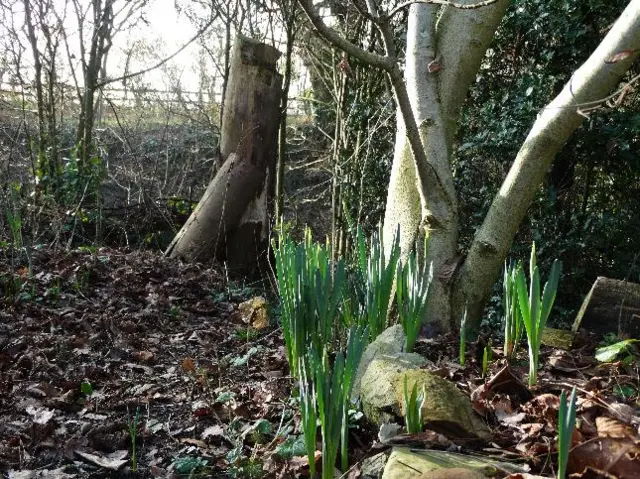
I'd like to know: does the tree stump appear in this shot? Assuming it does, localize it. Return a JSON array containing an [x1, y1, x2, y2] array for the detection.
[[572, 277, 640, 339], [166, 36, 282, 270]]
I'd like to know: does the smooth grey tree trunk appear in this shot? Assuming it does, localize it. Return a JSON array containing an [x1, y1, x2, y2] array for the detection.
[[452, 0, 640, 327], [298, 0, 640, 333], [382, 1, 509, 332]]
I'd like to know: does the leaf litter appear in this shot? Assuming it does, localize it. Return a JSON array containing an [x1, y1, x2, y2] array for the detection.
[[0, 247, 639, 478], [0, 247, 296, 478]]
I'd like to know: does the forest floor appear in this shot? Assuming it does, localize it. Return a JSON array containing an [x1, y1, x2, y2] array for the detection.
[[0, 248, 639, 478]]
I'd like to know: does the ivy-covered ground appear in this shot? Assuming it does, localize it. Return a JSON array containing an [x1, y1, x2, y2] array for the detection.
[[0, 248, 638, 478]]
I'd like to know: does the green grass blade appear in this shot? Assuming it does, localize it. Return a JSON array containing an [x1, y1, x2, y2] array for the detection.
[[298, 359, 318, 477], [530, 267, 541, 335], [513, 264, 524, 352], [460, 307, 467, 366], [341, 325, 369, 471], [403, 375, 423, 433], [503, 262, 512, 357], [397, 245, 432, 352], [530, 241, 537, 281]]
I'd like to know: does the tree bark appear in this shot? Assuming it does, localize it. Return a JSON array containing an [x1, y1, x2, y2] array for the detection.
[[297, 0, 639, 333], [572, 276, 640, 339], [382, 0, 509, 332], [166, 36, 283, 270], [23, 0, 48, 190], [77, 0, 114, 172], [453, 0, 640, 328], [275, 14, 297, 221]]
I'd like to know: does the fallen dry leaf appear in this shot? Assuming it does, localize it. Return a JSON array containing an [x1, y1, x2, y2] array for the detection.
[[608, 403, 638, 425], [74, 450, 128, 471], [133, 350, 154, 362], [180, 437, 207, 448], [385, 429, 453, 449], [605, 50, 637, 63], [238, 296, 269, 330], [523, 394, 560, 423], [202, 424, 225, 440], [8, 468, 76, 478], [568, 437, 640, 478], [181, 357, 196, 373], [568, 465, 617, 478], [595, 416, 635, 439], [25, 406, 55, 425], [504, 474, 547, 479]]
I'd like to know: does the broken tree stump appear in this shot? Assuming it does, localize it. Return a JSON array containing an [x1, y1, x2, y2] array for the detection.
[[572, 276, 640, 339], [166, 35, 282, 270]]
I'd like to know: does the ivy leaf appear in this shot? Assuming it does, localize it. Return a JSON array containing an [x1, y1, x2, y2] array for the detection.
[[275, 435, 307, 459], [173, 456, 208, 474], [253, 418, 273, 435], [215, 391, 235, 403], [80, 381, 93, 396], [595, 339, 638, 362], [458, 142, 475, 152], [230, 346, 261, 367]]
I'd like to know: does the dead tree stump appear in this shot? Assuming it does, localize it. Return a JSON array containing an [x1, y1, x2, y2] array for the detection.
[[572, 276, 640, 339], [166, 36, 282, 270]]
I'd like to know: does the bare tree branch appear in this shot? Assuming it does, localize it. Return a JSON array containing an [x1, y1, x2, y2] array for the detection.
[[350, 0, 378, 23], [96, 15, 216, 88], [386, 0, 499, 19], [297, 0, 393, 70]]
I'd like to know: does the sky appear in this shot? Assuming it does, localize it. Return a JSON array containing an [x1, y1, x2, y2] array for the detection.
[[108, 0, 307, 94], [0, 0, 308, 105], [108, 0, 205, 91], [0, 0, 199, 88]]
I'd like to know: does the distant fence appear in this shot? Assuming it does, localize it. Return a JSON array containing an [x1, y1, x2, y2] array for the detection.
[[0, 81, 310, 123]]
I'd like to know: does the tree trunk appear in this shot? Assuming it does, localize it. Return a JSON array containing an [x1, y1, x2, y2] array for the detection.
[[382, 1, 510, 333], [23, 0, 48, 192], [166, 35, 282, 270], [297, 0, 639, 333], [275, 21, 296, 221], [572, 276, 640, 339], [331, 72, 348, 263], [299, 30, 334, 130], [77, 0, 113, 172], [452, 0, 640, 329]]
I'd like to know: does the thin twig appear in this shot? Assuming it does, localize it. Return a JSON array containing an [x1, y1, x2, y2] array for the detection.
[[541, 72, 640, 113], [577, 72, 640, 117], [386, 0, 499, 20], [96, 16, 217, 88], [297, 0, 394, 71]]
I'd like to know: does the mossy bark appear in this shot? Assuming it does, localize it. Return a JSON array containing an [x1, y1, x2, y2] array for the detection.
[[384, 0, 640, 333], [383, 1, 509, 333]]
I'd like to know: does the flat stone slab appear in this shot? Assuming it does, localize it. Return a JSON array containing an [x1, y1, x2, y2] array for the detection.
[[382, 448, 526, 479]]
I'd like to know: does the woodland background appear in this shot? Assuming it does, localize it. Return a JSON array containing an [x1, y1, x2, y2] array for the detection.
[[0, 0, 639, 328]]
